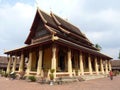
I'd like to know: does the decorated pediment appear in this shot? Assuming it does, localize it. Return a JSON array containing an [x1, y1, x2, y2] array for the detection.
[[34, 24, 50, 39]]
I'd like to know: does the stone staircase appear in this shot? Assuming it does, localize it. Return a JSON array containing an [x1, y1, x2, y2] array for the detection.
[[80, 74, 107, 80], [55, 74, 107, 84], [55, 76, 78, 84]]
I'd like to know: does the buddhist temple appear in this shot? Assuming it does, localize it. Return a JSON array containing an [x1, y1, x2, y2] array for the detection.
[[4, 8, 112, 79]]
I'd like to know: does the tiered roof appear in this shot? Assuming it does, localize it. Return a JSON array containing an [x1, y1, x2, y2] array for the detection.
[[25, 8, 97, 50], [5, 8, 112, 59]]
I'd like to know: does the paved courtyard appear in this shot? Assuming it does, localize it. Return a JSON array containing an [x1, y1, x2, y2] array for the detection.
[[0, 76, 120, 90]]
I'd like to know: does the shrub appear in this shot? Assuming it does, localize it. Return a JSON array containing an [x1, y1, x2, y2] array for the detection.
[[10, 72, 16, 79], [4, 73, 8, 77], [50, 69, 55, 73], [28, 76, 36, 82], [0, 69, 2, 75], [1, 71, 8, 77], [49, 69, 55, 80]]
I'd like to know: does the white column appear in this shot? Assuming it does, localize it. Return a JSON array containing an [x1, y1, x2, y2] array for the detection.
[[105, 60, 108, 74], [88, 55, 93, 75], [68, 49, 72, 77], [6, 55, 12, 74], [95, 57, 99, 75], [100, 59, 104, 74], [51, 44, 57, 78], [37, 48, 43, 76], [108, 60, 112, 71], [79, 52, 84, 75], [19, 53, 24, 72], [26, 51, 32, 75], [12, 56, 17, 72]]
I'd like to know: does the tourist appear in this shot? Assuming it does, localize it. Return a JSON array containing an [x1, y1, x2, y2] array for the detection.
[[109, 70, 113, 80]]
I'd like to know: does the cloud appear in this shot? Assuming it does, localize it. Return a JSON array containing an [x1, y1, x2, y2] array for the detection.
[[103, 48, 120, 60], [66, 2, 120, 59], [0, 2, 35, 55], [0, 0, 120, 59]]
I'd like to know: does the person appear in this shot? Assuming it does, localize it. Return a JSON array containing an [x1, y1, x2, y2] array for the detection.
[[109, 70, 113, 80]]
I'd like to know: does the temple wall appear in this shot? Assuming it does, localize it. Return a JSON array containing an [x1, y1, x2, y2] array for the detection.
[[74, 52, 79, 69], [31, 51, 37, 71], [43, 47, 52, 70]]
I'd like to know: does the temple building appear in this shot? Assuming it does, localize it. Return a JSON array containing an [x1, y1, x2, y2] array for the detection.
[[5, 8, 112, 79], [111, 60, 120, 72], [0, 56, 8, 71]]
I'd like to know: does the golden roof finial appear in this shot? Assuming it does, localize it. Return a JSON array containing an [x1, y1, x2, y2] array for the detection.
[[35, 0, 40, 8]]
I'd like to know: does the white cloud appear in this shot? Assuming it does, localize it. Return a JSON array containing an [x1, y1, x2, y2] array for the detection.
[[0, 2, 35, 55], [93, 9, 120, 24], [0, 0, 120, 59], [103, 48, 120, 59]]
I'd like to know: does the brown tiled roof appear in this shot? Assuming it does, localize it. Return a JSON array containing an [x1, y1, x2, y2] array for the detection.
[[0, 56, 8, 63], [56, 37, 112, 59], [25, 8, 93, 46], [52, 14, 82, 36], [111, 60, 120, 66], [39, 10, 57, 28], [0, 56, 8, 68]]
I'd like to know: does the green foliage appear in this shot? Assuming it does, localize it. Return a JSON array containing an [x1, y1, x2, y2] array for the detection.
[[49, 73, 54, 80], [1, 72, 8, 77], [95, 44, 102, 51], [75, 69, 79, 75], [10, 72, 16, 79], [50, 69, 55, 73], [49, 69, 55, 80], [0, 69, 2, 74], [28, 76, 36, 82], [118, 50, 120, 59]]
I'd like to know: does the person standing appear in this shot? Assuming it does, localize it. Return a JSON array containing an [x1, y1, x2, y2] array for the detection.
[[109, 70, 113, 80]]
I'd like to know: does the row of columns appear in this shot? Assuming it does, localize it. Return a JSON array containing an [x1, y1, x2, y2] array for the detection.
[[6, 45, 112, 77], [79, 54, 111, 75], [50, 46, 112, 77]]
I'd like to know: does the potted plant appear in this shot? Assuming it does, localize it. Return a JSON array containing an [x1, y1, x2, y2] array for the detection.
[[49, 69, 55, 85], [10, 72, 16, 79]]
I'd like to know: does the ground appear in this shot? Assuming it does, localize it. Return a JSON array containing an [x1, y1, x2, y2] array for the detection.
[[0, 76, 120, 90]]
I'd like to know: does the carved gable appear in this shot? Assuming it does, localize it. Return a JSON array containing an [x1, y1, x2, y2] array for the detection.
[[31, 23, 51, 44], [34, 24, 50, 39]]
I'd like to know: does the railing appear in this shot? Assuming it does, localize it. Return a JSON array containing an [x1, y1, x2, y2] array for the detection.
[[56, 72, 69, 77], [29, 71, 37, 75]]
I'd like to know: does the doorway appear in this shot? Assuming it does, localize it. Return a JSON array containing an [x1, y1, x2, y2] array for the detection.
[[58, 50, 66, 72]]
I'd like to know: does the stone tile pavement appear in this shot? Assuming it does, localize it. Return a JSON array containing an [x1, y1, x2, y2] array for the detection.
[[0, 75, 120, 90]]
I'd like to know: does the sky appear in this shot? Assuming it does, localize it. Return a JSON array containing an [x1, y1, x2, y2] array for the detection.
[[0, 0, 120, 59]]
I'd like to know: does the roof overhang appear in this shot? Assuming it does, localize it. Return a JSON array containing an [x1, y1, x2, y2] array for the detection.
[[54, 37, 112, 60]]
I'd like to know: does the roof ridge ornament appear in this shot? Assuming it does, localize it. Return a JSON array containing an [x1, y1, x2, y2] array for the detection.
[[35, 0, 40, 9], [50, 12, 61, 26], [35, 0, 47, 24]]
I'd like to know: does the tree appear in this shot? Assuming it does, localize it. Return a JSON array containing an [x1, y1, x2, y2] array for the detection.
[[118, 50, 120, 59], [95, 44, 102, 51]]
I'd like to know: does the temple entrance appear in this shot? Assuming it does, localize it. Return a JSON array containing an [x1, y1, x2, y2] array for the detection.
[[58, 49, 66, 72]]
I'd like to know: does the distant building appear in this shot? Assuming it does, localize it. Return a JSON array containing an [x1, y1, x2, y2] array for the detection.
[[111, 60, 120, 71], [0, 56, 8, 71], [4, 8, 112, 79], [0, 56, 19, 71]]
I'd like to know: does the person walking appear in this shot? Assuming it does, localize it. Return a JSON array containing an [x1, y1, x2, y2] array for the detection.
[[109, 70, 113, 80]]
